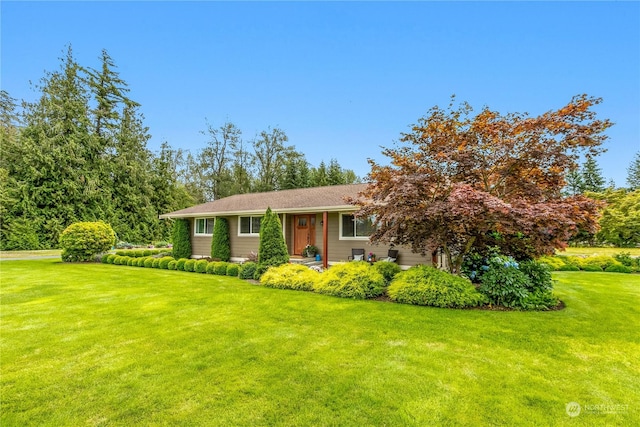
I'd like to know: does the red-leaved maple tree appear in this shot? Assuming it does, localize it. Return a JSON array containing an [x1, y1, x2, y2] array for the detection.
[[351, 95, 612, 274]]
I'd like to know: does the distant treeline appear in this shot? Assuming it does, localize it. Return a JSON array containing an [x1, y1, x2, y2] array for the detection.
[[0, 46, 358, 250]]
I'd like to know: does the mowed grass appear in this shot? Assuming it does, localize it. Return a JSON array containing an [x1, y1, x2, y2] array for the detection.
[[559, 247, 640, 257], [1, 260, 638, 426], [0, 249, 62, 260]]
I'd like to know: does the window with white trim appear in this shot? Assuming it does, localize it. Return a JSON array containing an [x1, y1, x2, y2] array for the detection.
[[194, 218, 215, 236], [239, 216, 263, 236], [339, 213, 374, 240]]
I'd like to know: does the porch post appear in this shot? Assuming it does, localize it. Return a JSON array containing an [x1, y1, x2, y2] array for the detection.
[[322, 211, 328, 269]]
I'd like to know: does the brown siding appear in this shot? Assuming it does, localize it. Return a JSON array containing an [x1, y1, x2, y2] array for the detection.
[[189, 214, 436, 267], [323, 212, 433, 267]]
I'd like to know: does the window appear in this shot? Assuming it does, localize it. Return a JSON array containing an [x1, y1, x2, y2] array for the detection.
[[194, 218, 215, 236], [340, 214, 374, 239], [239, 216, 262, 236]]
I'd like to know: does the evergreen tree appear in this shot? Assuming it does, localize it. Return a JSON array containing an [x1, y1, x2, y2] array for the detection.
[[327, 158, 345, 185], [211, 217, 231, 261], [564, 168, 584, 196], [172, 218, 192, 259], [627, 151, 640, 190], [581, 156, 606, 193], [257, 207, 289, 276], [312, 161, 328, 187], [18, 46, 105, 247]]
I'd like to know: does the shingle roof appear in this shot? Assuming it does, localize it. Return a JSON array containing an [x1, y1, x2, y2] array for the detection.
[[159, 183, 369, 218]]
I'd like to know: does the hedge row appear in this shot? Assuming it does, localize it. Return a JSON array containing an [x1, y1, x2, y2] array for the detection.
[[103, 254, 245, 277], [114, 249, 172, 258], [538, 253, 636, 273]]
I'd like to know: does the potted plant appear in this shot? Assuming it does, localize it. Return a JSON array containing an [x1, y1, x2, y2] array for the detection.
[[303, 245, 318, 258]]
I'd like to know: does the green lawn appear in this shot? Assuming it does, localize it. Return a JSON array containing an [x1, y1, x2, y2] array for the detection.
[[559, 247, 640, 257], [1, 260, 638, 426], [0, 249, 62, 260]]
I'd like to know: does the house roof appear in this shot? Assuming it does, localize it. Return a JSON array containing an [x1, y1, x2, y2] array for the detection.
[[159, 183, 369, 218]]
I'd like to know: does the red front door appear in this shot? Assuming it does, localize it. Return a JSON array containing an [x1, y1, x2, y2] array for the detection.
[[294, 215, 316, 256]]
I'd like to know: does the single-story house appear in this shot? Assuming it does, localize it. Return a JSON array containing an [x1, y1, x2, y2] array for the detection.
[[160, 183, 442, 269]]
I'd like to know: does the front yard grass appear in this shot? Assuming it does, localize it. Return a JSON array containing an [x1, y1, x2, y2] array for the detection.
[[1, 259, 638, 426]]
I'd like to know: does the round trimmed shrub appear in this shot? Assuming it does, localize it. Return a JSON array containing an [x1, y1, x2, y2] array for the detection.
[[314, 261, 385, 299], [136, 257, 147, 267], [239, 262, 257, 280], [184, 259, 196, 272], [558, 264, 580, 271], [206, 262, 217, 274], [143, 249, 152, 257], [152, 258, 161, 268], [261, 263, 319, 291], [106, 254, 117, 264], [214, 262, 229, 275], [195, 259, 209, 273], [112, 256, 123, 265], [101, 254, 110, 264], [373, 261, 402, 285], [144, 257, 154, 268], [388, 265, 486, 308], [59, 221, 116, 262], [176, 258, 188, 271], [127, 257, 136, 266], [582, 264, 603, 272], [226, 264, 239, 277], [159, 256, 174, 269], [537, 255, 565, 271], [604, 263, 632, 273], [581, 255, 619, 270], [168, 260, 177, 270]]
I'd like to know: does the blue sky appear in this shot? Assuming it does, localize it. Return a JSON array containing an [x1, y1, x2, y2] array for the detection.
[[2, 1, 639, 186]]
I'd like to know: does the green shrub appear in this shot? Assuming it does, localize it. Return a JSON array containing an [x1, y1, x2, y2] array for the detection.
[[159, 256, 174, 269], [537, 255, 565, 271], [261, 264, 319, 291], [155, 241, 170, 248], [127, 257, 136, 266], [133, 250, 145, 258], [314, 262, 385, 299], [614, 252, 637, 267], [520, 289, 559, 310], [59, 221, 116, 262], [151, 258, 160, 268], [195, 259, 209, 273], [136, 257, 147, 267], [257, 208, 289, 274], [206, 262, 216, 274], [143, 249, 153, 257], [581, 255, 618, 270], [213, 262, 229, 275], [253, 264, 271, 280], [479, 257, 530, 307], [388, 265, 486, 308], [519, 260, 553, 293], [112, 256, 123, 265], [556, 255, 583, 268], [106, 254, 117, 264], [143, 258, 154, 268], [101, 254, 110, 264], [558, 264, 580, 271], [226, 264, 239, 277], [172, 219, 192, 260], [604, 263, 632, 273], [176, 258, 188, 271], [582, 264, 603, 272], [168, 260, 177, 270], [211, 217, 231, 262], [239, 262, 257, 280], [373, 261, 402, 285], [184, 259, 196, 272]]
